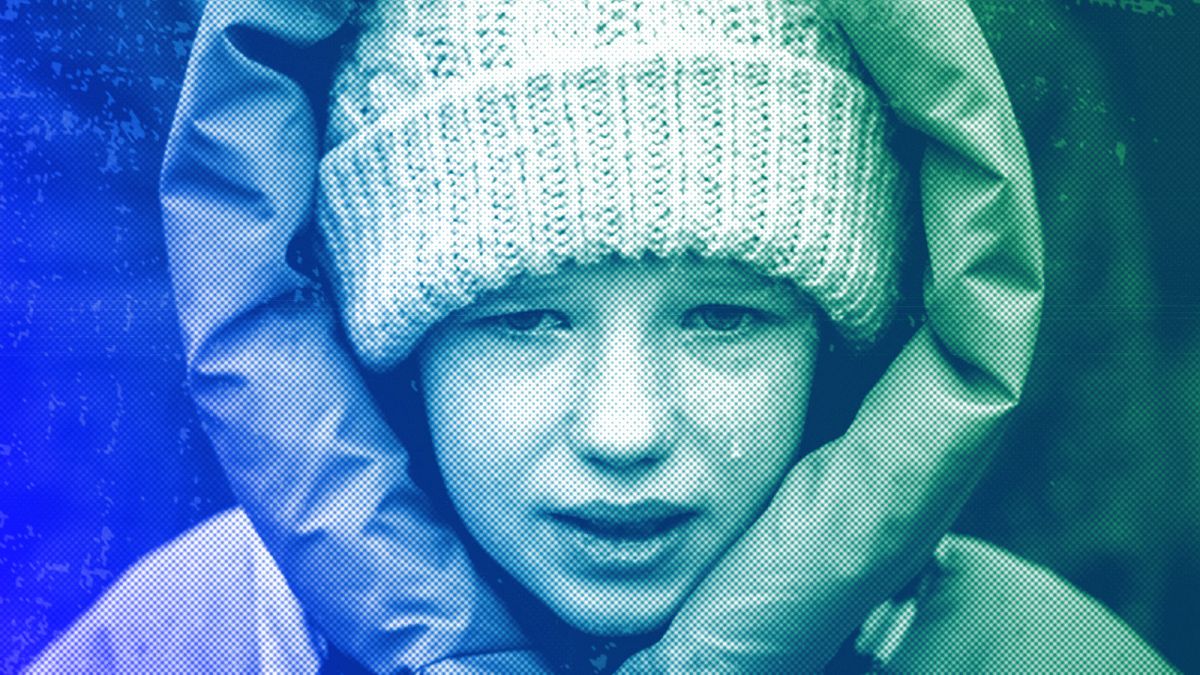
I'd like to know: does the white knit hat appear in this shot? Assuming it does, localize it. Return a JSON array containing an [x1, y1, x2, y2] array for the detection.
[[319, 0, 907, 370]]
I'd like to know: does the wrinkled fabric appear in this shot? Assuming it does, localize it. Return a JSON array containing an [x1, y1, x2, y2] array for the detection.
[[27, 510, 547, 674], [163, 0, 1040, 672], [619, 0, 1042, 670], [34, 511, 1172, 674], [27, 510, 319, 674], [161, 0, 530, 671]]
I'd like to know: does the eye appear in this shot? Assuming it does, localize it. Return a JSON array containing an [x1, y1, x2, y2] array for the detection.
[[486, 310, 571, 333], [681, 304, 763, 333]]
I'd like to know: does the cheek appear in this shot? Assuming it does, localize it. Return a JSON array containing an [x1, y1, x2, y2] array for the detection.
[[678, 346, 814, 453], [422, 338, 574, 440], [677, 348, 815, 521], [418, 343, 572, 533], [421, 375, 529, 562]]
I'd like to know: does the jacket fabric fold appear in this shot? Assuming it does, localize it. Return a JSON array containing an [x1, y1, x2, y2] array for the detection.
[[154, 0, 1043, 671]]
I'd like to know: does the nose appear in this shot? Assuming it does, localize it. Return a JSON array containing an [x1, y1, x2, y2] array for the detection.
[[569, 329, 673, 470]]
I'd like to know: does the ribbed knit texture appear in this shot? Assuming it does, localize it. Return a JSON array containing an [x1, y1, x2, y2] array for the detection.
[[319, 0, 906, 370]]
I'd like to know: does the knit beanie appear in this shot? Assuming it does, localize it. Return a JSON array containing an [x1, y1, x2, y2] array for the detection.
[[318, 0, 907, 371]]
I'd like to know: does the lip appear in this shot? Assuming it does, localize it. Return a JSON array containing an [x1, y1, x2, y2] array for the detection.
[[543, 500, 700, 574]]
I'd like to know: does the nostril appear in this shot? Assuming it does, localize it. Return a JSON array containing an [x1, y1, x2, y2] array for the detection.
[[581, 446, 664, 471], [572, 395, 673, 470]]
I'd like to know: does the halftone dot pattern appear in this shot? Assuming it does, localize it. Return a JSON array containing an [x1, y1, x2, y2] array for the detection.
[[319, 0, 907, 370], [12, 0, 1193, 672]]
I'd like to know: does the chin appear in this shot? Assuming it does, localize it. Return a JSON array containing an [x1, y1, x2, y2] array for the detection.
[[540, 582, 683, 637], [559, 604, 671, 637]]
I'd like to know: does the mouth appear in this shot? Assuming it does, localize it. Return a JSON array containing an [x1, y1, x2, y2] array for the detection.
[[552, 509, 695, 539], [545, 501, 700, 572]]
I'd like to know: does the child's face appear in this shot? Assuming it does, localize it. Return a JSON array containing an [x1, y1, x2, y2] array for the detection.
[[418, 255, 820, 636]]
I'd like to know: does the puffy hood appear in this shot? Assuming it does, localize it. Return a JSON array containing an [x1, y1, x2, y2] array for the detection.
[[161, 0, 1041, 670]]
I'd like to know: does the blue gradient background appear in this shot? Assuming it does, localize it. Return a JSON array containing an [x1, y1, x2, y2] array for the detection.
[[3, 0, 1198, 671]]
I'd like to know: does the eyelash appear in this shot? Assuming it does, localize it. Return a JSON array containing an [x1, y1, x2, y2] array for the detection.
[[483, 310, 571, 334], [681, 305, 766, 334], [481, 305, 766, 336]]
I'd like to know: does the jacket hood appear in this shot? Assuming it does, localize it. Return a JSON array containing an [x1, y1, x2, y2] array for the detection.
[[161, 0, 1041, 669]]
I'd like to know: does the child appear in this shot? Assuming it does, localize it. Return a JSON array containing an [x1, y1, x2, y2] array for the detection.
[[30, 0, 1177, 672]]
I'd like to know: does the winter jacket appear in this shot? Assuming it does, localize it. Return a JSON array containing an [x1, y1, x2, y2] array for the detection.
[[29, 509, 1175, 673], [157, 0, 1046, 669]]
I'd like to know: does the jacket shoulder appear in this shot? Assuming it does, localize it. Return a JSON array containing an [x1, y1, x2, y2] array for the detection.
[[28, 509, 269, 673], [887, 535, 1176, 673]]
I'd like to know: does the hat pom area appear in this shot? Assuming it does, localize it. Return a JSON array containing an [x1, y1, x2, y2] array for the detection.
[[319, 0, 907, 371]]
